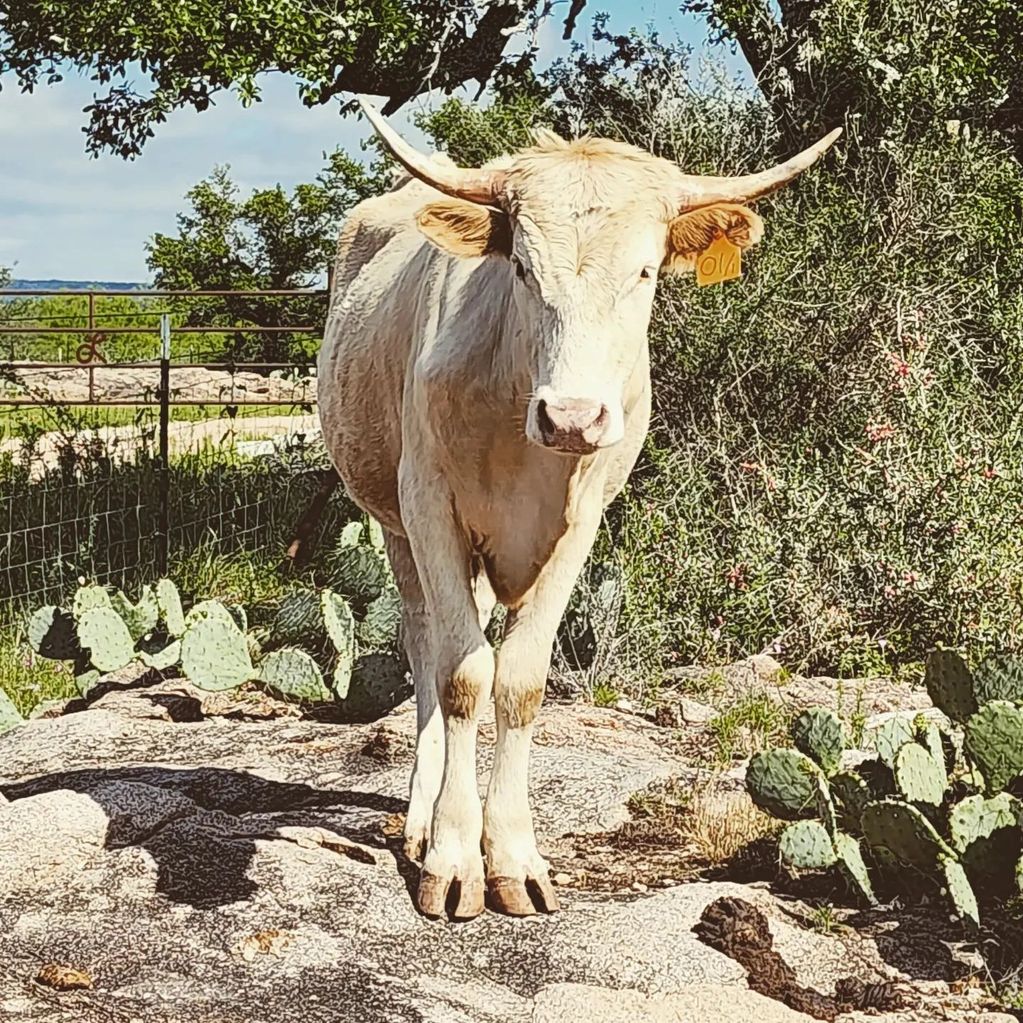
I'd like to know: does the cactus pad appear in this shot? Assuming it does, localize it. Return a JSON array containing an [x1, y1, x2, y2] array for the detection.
[[78, 607, 136, 672], [338, 652, 411, 722], [180, 616, 252, 691], [834, 831, 876, 905], [746, 748, 823, 821], [791, 708, 845, 775], [963, 700, 1023, 793], [940, 856, 980, 927], [258, 648, 331, 702], [74, 666, 101, 699], [138, 640, 182, 672], [367, 516, 385, 551], [925, 649, 978, 723], [338, 520, 363, 548], [270, 588, 324, 647], [357, 586, 402, 649], [27, 606, 80, 660], [156, 578, 186, 637], [72, 584, 112, 619], [973, 653, 1023, 705], [184, 599, 238, 630], [861, 799, 955, 869], [779, 820, 836, 870], [894, 742, 946, 806], [830, 769, 871, 831], [0, 688, 22, 734], [950, 793, 1021, 854], [871, 714, 916, 769], [322, 591, 355, 698], [327, 546, 390, 604], [108, 586, 160, 642]]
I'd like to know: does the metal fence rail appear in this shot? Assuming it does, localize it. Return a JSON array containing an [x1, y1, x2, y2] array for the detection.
[[0, 287, 336, 611]]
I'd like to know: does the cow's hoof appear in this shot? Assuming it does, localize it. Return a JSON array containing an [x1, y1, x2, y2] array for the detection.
[[486, 874, 561, 916], [417, 871, 485, 920]]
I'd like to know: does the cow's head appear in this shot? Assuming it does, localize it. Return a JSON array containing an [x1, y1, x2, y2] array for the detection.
[[361, 101, 840, 455]]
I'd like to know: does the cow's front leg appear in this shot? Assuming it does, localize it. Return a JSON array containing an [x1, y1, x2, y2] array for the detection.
[[484, 515, 601, 916], [401, 471, 494, 920]]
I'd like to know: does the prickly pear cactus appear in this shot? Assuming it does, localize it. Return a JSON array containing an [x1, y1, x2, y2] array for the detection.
[[78, 607, 136, 673], [338, 520, 363, 548], [834, 831, 876, 905], [180, 616, 253, 691], [894, 741, 946, 806], [949, 792, 1022, 882], [871, 715, 916, 769], [779, 819, 836, 870], [357, 586, 402, 649], [558, 561, 625, 671], [138, 639, 182, 672], [925, 649, 978, 724], [973, 653, 1023, 705], [321, 590, 356, 698], [338, 652, 411, 723], [258, 648, 331, 701], [940, 857, 980, 927], [26, 606, 80, 661], [109, 586, 159, 643], [791, 708, 845, 775], [829, 769, 871, 831], [860, 799, 955, 870], [327, 546, 391, 604], [0, 687, 23, 734], [156, 578, 186, 637], [271, 587, 324, 647], [72, 584, 112, 619], [963, 700, 1023, 794], [746, 748, 823, 821], [184, 599, 238, 630], [366, 516, 385, 551]]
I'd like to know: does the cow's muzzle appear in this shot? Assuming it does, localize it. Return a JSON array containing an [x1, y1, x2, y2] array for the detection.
[[534, 397, 610, 454]]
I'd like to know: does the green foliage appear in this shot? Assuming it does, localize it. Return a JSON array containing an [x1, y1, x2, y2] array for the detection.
[[0, 686, 23, 734], [257, 648, 330, 702], [146, 156, 387, 361], [747, 650, 1023, 923], [180, 614, 253, 691], [0, 2, 578, 158], [77, 607, 136, 673]]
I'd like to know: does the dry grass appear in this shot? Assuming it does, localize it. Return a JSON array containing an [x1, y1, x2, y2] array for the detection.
[[681, 786, 781, 866]]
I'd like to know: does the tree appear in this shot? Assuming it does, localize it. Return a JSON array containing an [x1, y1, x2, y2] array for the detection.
[[146, 149, 389, 360], [0, 0, 589, 159], [682, 0, 1023, 156]]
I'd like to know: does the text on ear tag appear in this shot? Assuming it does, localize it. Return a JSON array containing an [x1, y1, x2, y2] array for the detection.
[[696, 234, 742, 287]]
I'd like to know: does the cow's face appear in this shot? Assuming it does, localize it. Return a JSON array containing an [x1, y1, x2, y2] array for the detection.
[[362, 104, 839, 456]]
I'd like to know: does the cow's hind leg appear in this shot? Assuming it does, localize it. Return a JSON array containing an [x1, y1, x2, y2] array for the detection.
[[400, 470, 494, 920], [484, 513, 602, 916], [383, 532, 438, 863]]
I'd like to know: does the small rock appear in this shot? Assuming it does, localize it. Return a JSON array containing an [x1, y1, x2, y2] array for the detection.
[[35, 964, 93, 990], [632, 881, 649, 893], [615, 697, 634, 713], [553, 872, 573, 886]]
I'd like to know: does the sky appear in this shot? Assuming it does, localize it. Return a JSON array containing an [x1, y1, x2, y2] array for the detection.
[[0, 1, 745, 282]]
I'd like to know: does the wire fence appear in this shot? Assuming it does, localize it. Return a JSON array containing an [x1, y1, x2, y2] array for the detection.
[[0, 288, 349, 616]]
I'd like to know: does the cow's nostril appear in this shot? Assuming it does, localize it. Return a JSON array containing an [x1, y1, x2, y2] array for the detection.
[[536, 399, 556, 438]]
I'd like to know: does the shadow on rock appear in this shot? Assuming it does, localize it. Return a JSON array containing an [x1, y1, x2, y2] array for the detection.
[[2, 766, 405, 909]]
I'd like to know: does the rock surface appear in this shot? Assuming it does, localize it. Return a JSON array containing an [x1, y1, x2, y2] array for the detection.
[[0, 683, 1012, 1023]]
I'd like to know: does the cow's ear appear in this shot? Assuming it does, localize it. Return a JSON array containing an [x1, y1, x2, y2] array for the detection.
[[415, 201, 511, 258], [662, 202, 764, 275]]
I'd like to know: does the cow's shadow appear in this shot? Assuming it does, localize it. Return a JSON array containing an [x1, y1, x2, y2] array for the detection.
[[1, 767, 406, 909]]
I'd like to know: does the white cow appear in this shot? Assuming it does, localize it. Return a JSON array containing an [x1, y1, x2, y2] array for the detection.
[[318, 102, 840, 919]]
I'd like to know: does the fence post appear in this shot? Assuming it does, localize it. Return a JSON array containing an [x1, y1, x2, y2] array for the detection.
[[157, 313, 171, 577]]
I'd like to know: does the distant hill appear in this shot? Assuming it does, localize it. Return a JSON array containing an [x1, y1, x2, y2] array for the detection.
[[7, 279, 144, 292]]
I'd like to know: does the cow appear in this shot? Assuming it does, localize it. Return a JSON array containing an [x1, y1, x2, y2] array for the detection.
[[318, 100, 840, 920]]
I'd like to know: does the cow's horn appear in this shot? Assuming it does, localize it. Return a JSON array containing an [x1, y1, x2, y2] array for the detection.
[[677, 127, 843, 209], [359, 98, 505, 206]]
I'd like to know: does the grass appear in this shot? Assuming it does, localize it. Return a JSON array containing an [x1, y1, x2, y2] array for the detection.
[[706, 694, 790, 767], [680, 786, 780, 866], [0, 625, 78, 716]]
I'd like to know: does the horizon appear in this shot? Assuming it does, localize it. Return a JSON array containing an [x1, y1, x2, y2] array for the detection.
[[0, 2, 748, 282]]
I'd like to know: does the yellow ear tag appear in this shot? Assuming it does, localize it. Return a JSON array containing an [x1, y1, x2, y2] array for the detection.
[[695, 233, 742, 287]]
